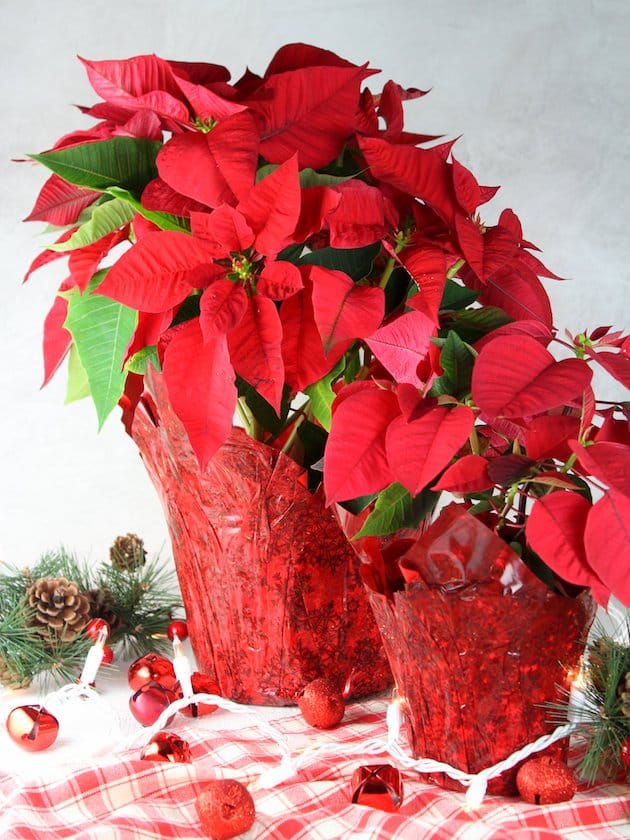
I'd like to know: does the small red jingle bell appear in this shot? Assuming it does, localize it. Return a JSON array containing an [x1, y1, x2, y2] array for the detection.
[[177, 672, 221, 717], [140, 730, 192, 763], [351, 764, 403, 812], [6, 705, 59, 752], [129, 682, 176, 727], [128, 652, 176, 692]]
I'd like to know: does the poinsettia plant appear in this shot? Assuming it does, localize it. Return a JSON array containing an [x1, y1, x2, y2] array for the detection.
[[23, 44, 630, 608]]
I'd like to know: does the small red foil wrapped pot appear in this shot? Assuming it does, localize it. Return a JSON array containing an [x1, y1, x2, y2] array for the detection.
[[361, 504, 595, 795], [132, 371, 391, 705]]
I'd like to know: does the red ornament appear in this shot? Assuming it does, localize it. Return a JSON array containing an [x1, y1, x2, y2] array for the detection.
[[177, 672, 221, 717], [167, 619, 188, 641], [516, 756, 577, 804], [128, 652, 176, 691], [195, 779, 256, 839], [620, 738, 630, 768], [129, 682, 176, 727], [297, 677, 345, 729], [85, 618, 110, 639], [101, 645, 114, 665], [6, 705, 59, 752], [140, 730, 191, 763], [351, 764, 403, 812]]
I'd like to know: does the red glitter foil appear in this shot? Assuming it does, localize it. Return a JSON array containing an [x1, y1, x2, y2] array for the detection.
[[360, 505, 595, 795], [131, 372, 391, 705]]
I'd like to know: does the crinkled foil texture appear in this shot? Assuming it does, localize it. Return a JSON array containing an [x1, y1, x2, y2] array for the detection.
[[362, 505, 595, 795], [132, 373, 391, 705]]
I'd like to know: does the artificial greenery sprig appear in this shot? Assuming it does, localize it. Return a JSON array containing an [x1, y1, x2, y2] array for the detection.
[[0, 545, 181, 689], [546, 622, 630, 784]]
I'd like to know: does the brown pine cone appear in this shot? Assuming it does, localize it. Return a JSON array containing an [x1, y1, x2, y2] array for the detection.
[[86, 587, 121, 633], [110, 533, 146, 571], [0, 657, 31, 689], [618, 671, 630, 717], [26, 577, 91, 642]]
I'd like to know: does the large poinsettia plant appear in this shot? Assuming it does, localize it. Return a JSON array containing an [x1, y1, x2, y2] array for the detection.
[[23, 44, 630, 607]]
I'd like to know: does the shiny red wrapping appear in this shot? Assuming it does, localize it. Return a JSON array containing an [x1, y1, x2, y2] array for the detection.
[[361, 505, 595, 795], [131, 372, 391, 705]]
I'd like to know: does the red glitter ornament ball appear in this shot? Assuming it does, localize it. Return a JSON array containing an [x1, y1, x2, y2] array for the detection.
[[101, 645, 114, 666], [297, 677, 345, 729], [129, 682, 176, 727], [6, 705, 59, 752], [167, 619, 188, 641], [85, 618, 110, 639], [128, 652, 176, 691], [516, 756, 577, 805], [196, 779, 256, 839], [620, 738, 630, 768]]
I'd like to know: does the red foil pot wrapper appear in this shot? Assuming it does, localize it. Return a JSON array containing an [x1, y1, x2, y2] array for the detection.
[[131, 371, 391, 705], [362, 505, 595, 796]]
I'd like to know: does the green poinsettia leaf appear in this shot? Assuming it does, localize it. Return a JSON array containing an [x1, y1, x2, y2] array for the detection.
[[440, 278, 479, 311], [125, 345, 161, 375], [256, 164, 351, 187], [64, 271, 138, 428], [446, 305, 512, 343], [354, 482, 439, 538], [47, 197, 135, 251], [304, 358, 345, 432], [29, 138, 161, 193], [437, 330, 476, 397], [106, 187, 190, 233], [64, 344, 90, 404], [299, 243, 380, 280]]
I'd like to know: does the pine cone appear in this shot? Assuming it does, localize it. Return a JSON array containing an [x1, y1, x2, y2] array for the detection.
[[86, 587, 121, 633], [618, 671, 630, 717], [0, 657, 31, 690], [110, 533, 146, 571], [26, 577, 91, 642]]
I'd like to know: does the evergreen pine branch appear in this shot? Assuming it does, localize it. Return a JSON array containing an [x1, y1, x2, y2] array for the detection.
[[0, 543, 182, 689]]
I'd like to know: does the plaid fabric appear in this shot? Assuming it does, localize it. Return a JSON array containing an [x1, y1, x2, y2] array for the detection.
[[1, 698, 628, 839]]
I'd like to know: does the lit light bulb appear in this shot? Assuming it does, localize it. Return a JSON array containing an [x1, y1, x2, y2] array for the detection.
[[386, 695, 404, 743], [77, 626, 108, 687], [172, 633, 194, 703]]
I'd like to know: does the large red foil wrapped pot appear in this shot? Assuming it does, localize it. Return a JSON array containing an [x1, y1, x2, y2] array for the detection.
[[131, 372, 391, 705], [360, 505, 595, 795]]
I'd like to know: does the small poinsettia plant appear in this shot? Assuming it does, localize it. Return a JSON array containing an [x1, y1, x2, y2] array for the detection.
[[23, 44, 630, 608]]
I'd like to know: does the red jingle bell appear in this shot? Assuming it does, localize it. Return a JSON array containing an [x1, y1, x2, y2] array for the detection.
[[620, 737, 630, 768], [6, 705, 59, 752], [177, 672, 221, 717], [85, 618, 110, 640], [129, 682, 176, 727], [101, 645, 115, 666], [351, 764, 403, 812], [128, 652, 176, 691], [297, 677, 345, 729], [140, 730, 192, 763], [196, 779, 256, 839], [167, 619, 188, 642]]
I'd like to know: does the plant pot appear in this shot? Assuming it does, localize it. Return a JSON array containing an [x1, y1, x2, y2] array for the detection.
[[360, 505, 596, 795], [131, 371, 391, 705]]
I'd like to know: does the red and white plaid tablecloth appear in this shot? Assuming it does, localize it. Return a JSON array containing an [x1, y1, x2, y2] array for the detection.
[[1, 698, 628, 839]]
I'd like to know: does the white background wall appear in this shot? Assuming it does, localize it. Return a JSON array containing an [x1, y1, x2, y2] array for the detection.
[[1, 0, 628, 569]]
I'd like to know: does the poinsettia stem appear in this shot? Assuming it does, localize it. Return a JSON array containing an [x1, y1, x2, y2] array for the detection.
[[379, 255, 396, 289], [280, 411, 308, 456], [446, 258, 466, 280], [236, 397, 258, 439], [468, 423, 480, 456]]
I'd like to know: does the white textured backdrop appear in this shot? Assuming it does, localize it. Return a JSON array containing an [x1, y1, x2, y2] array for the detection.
[[1, 0, 628, 567]]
